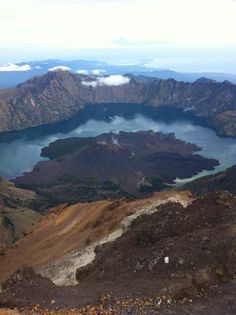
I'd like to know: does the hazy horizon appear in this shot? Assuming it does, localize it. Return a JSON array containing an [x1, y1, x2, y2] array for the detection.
[[0, 0, 236, 73]]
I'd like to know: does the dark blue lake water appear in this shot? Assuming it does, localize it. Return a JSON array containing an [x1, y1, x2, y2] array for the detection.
[[0, 105, 235, 183]]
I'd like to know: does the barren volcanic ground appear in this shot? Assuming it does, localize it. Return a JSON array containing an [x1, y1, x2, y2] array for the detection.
[[13, 131, 218, 206], [0, 191, 235, 314], [0, 190, 192, 285], [0, 72, 236, 314]]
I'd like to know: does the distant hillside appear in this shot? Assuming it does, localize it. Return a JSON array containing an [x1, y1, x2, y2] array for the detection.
[[1, 59, 236, 88], [0, 178, 41, 246], [0, 70, 236, 137], [182, 164, 236, 196]]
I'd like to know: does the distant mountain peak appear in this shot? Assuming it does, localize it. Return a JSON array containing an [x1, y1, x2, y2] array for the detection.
[[194, 77, 218, 84], [222, 80, 234, 85]]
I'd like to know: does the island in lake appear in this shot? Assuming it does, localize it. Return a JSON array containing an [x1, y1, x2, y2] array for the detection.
[[13, 131, 219, 206]]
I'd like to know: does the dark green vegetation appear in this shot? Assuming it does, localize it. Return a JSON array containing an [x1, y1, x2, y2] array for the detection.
[[30, 176, 133, 209], [41, 137, 95, 159], [182, 164, 236, 196], [0, 71, 236, 137]]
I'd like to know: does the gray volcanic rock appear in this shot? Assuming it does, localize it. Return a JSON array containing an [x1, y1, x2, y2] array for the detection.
[[0, 71, 235, 136], [76, 191, 236, 296]]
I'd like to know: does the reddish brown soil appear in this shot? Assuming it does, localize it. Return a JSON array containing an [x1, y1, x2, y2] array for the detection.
[[0, 191, 192, 284], [0, 191, 235, 314]]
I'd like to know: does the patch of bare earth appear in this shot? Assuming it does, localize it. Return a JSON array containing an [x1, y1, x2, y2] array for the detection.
[[0, 191, 235, 314], [0, 191, 193, 285]]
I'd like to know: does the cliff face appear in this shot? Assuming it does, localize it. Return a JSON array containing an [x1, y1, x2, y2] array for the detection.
[[0, 71, 236, 136]]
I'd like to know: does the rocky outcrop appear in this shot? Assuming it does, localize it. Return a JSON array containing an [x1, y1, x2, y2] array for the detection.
[[0, 71, 235, 136]]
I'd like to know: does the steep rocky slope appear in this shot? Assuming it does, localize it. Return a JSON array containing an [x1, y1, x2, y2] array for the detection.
[[0, 71, 235, 136], [76, 191, 236, 293], [182, 164, 236, 195], [0, 191, 192, 286], [0, 191, 235, 314], [0, 178, 41, 246], [13, 131, 218, 206]]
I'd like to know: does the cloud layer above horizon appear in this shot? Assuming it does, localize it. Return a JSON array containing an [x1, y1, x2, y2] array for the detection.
[[0, 63, 32, 72], [0, 0, 235, 72], [0, 0, 235, 50]]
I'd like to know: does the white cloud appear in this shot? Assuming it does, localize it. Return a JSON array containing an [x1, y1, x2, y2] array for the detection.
[[0, 63, 32, 72], [91, 69, 106, 75], [82, 75, 130, 87], [81, 80, 99, 87], [48, 65, 71, 71], [77, 69, 89, 75], [98, 75, 130, 86]]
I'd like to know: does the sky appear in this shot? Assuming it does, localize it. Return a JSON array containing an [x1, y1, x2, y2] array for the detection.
[[0, 0, 236, 72]]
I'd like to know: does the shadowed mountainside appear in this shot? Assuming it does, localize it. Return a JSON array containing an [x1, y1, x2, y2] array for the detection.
[[0, 71, 236, 136], [182, 164, 236, 196]]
